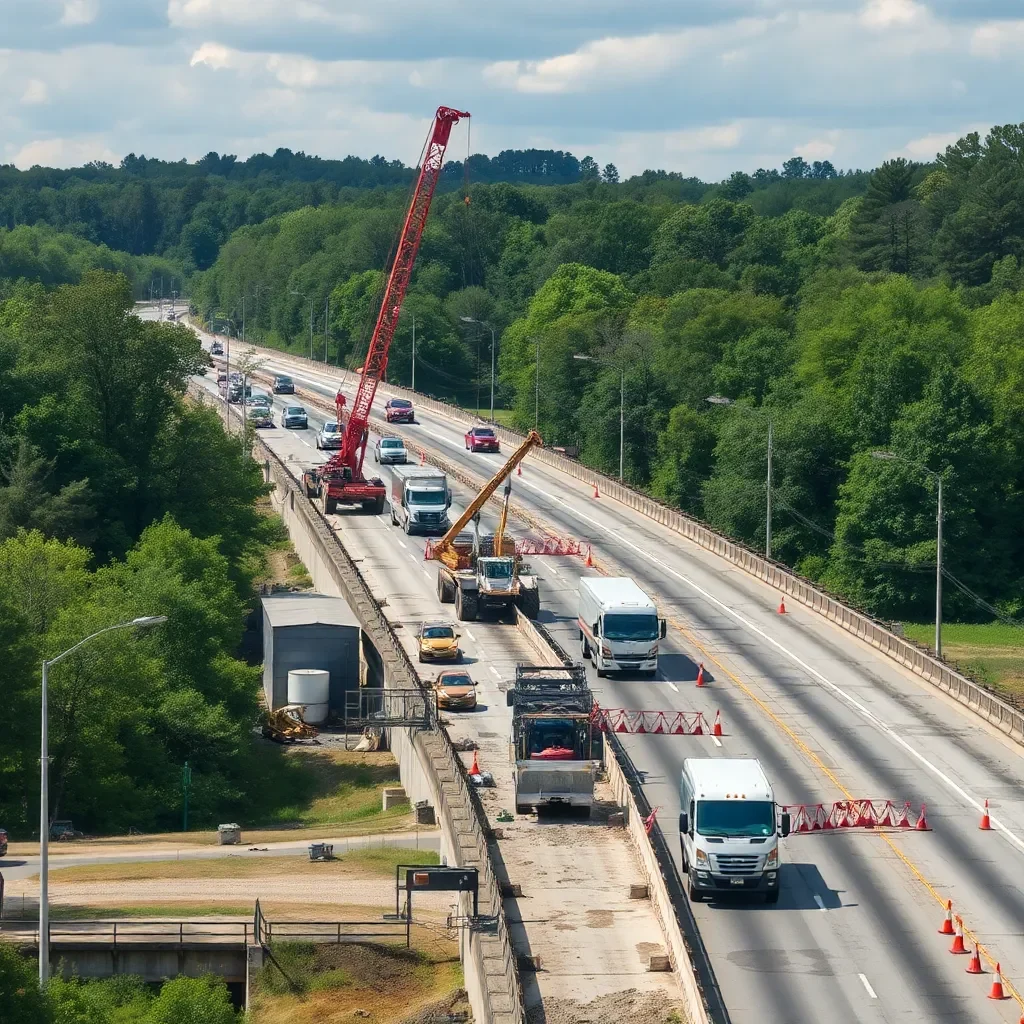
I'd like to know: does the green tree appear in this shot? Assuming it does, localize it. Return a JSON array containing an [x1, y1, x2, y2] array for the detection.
[[0, 943, 51, 1024], [145, 975, 238, 1024]]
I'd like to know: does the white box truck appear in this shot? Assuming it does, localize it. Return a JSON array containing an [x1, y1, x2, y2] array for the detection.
[[577, 576, 666, 676], [389, 464, 451, 535], [679, 758, 790, 904]]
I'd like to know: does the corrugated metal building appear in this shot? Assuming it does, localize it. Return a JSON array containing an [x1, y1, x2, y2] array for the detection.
[[262, 593, 361, 712]]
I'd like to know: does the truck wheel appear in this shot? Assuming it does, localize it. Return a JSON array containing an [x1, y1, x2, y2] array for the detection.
[[596, 666, 607, 678], [456, 590, 477, 622], [765, 887, 780, 905], [324, 495, 337, 515], [516, 805, 530, 816], [390, 506, 398, 527], [403, 516, 412, 535], [521, 588, 540, 620], [437, 573, 454, 604], [688, 876, 703, 903], [581, 637, 590, 660], [374, 495, 385, 515]]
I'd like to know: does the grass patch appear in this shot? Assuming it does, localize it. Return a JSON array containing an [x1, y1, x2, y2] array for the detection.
[[251, 940, 465, 1024], [902, 621, 1024, 696], [47, 848, 438, 884], [50, 903, 253, 920]]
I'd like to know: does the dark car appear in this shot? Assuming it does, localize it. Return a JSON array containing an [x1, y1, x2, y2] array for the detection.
[[385, 398, 414, 423], [465, 426, 500, 453], [0, 828, 7, 857], [280, 405, 308, 429], [273, 375, 295, 394], [211, 341, 223, 356]]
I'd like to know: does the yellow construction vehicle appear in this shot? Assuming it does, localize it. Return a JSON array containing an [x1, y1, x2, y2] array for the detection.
[[262, 704, 320, 743], [431, 430, 542, 622]]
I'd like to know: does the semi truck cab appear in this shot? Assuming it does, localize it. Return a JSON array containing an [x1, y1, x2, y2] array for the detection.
[[679, 758, 790, 904]]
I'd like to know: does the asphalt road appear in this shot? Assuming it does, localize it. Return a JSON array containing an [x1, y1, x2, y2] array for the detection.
[[182, 318, 1024, 1024]]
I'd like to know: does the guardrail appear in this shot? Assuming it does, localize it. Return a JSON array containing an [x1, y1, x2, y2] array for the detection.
[[189, 384, 524, 1024], [3, 920, 253, 947], [512, 611, 726, 1024]]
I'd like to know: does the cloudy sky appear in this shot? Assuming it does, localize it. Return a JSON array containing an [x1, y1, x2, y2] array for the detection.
[[1, 0, 1020, 178]]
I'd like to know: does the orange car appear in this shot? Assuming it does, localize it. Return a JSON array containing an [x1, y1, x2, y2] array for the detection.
[[433, 670, 477, 710]]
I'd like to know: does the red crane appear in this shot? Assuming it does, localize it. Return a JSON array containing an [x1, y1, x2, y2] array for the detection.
[[303, 106, 470, 514]]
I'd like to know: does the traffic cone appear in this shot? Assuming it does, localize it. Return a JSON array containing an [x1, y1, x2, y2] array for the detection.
[[917, 804, 930, 831], [470, 750, 480, 776], [517, 463, 522, 476], [593, 482, 600, 499], [966, 944, 984, 975], [989, 963, 1008, 999], [980, 799, 992, 830], [696, 664, 706, 687], [585, 546, 593, 568], [712, 710, 723, 737], [777, 597, 786, 614], [938, 899, 954, 935], [950, 917, 968, 954]]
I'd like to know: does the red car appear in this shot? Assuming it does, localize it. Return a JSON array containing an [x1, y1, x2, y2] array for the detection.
[[385, 398, 415, 423], [465, 426, 500, 453]]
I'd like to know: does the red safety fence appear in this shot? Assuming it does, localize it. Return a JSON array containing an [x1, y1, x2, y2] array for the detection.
[[515, 536, 583, 556], [782, 800, 930, 832], [591, 708, 710, 735], [644, 807, 659, 835]]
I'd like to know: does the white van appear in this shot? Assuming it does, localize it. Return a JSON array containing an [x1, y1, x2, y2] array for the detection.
[[679, 758, 790, 904], [578, 576, 666, 676]]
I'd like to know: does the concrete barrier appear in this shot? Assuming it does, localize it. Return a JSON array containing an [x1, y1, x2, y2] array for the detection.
[[189, 385, 524, 1024]]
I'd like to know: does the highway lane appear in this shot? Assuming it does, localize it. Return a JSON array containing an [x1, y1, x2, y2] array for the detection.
[[189, 333, 1024, 1024], [188, 370, 685, 1011]]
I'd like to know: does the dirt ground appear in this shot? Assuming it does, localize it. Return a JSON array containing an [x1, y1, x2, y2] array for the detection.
[[530, 989, 686, 1024]]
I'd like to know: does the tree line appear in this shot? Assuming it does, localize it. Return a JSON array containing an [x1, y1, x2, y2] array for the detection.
[[195, 124, 1024, 626]]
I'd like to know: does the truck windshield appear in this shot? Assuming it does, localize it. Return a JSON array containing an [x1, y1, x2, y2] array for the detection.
[[483, 560, 513, 579], [696, 800, 775, 838], [408, 489, 445, 505], [603, 613, 658, 641]]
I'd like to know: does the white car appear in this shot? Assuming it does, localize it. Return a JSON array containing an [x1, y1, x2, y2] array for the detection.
[[374, 436, 408, 464], [317, 422, 343, 450]]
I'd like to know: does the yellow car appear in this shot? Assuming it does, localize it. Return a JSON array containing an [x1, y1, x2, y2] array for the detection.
[[417, 622, 461, 663], [434, 670, 478, 710]]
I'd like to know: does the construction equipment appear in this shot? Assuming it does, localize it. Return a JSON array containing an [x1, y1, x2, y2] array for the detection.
[[506, 665, 601, 815], [262, 704, 320, 743], [430, 430, 542, 621], [302, 106, 469, 514]]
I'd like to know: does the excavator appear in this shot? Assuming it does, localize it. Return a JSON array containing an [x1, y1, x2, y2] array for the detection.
[[302, 106, 470, 515], [430, 430, 542, 621]]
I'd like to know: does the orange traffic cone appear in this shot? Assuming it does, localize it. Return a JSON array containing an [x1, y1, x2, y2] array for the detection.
[[989, 963, 1008, 999], [917, 804, 930, 831], [470, 750, 480, 776], [938, 899, 954, 935], [712, 710, 723, 737], [517, 463, 522, 476], [593, 482, 600, 499], [585, 546, 593, 568], [950, 917, 968, 954], [980, 799, 992, 830], [777, 597, 786, 614], [966, 944, 984, 974], [696, 664, 706, 688]]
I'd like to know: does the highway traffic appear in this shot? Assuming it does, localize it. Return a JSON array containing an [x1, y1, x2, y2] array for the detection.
[[183, 321, 1024, 1024]]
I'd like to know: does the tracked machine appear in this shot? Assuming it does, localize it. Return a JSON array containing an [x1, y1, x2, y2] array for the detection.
[[428, 431, 543, 621], [303, 106, 470, 514]]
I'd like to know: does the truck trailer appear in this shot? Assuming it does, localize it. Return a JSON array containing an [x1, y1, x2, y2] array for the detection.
[[389, 464, 451, 535], [507, 664, 600, 815], [578, 576, 666, 677]]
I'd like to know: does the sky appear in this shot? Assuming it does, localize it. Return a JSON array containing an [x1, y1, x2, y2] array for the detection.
[[1, 0, 1021, 179]]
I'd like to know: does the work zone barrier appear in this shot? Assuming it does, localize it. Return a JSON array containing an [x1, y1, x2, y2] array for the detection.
[[783, 800, 929, 832], [592, 708, 714, 736]]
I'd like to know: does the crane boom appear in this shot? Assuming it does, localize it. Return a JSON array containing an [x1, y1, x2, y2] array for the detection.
[[430, 430, 542, 560], [311, 106, 469, 512]]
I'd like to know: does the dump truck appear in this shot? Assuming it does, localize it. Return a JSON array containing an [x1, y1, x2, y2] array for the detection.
[[506, 664, 601, 815], [432, 431, 542, 622]]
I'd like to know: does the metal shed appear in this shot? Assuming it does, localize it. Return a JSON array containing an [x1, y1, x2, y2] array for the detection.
[[261, 593, 361, 712]]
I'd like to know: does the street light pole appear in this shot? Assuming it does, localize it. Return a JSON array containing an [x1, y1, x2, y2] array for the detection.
[[871, 451, 944, 658], [39, 616, 167, 986], [490, 326, 496, 421], [460, 317, 497, 421], [574, 353, 624, 482], [534, 336, 540, 431], [411, 312, 416, 391]]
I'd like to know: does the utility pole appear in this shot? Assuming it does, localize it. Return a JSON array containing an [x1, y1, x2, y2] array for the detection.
[[309, 297, 314, 361], [411, 312, 416, 391], [618, 366, 624, 482], [489, 326, 496, 421], [935, 475, 943, 658], [182, 762, 192, 832], [765, 418, 773, 561], [534, 337, 540, 431], [241, 294, 246, 346], [324, 297, 330, 363]]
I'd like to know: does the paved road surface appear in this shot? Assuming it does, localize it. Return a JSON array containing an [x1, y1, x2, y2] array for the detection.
[[181, 318, 1024, 1023]]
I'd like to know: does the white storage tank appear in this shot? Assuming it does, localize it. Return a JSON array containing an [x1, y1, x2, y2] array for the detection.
[[288, 669, 330, 723]]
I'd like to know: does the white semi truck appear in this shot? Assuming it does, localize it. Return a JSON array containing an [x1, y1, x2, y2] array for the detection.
[[389, 465, 451, 535], [577, 576, 666, 676]]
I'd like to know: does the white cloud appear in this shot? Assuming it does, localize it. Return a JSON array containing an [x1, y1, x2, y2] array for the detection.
[[970, 19, 1024, 57], [168, 0, 369, 33], [890, 127, 986, 161], [189, 42, 236, 70], [664, 123, 744, 154], [21, 79, 49, 105], [795, 132, 841, 160], [12, 136, 119, 169], [60, 0, 99, 26], [859, 0, 925, 29]]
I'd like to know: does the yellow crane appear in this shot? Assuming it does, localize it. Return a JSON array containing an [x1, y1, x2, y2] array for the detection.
[[431, 429, 542, 570], [431, 429, 543, 621]]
